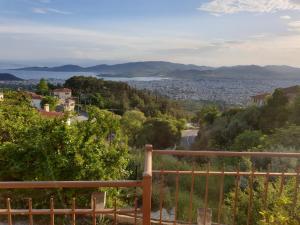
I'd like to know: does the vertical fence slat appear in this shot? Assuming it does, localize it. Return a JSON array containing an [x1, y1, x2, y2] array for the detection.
[[263, 164, 270, 209], [247, 166, 254, 225], [159, 171, 164, 225], [143, 144, 152, 225], [188, 165, 195, 225], [293, 166, 300, 212], [279, 171, 285, 196], [114, 197, 117, 225], [50, 197, 54, 225], [7, 198, 12, 225], [217, 164, 225, 224], [233, 164, 240, 225], [72, 197, 76, 225], [174, 170, 179, 225], [203, 162, 210, 225], [28, 198, 33, 225], [92, 197, 96, 225]]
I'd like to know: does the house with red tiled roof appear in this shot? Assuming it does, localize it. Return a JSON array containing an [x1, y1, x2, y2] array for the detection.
[[38, 104, 64, 118], [52, 88, 72, 103], [27, 92, 43, 109]]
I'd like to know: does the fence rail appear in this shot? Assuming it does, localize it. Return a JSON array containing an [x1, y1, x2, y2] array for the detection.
[[0, 146, 299, 225]]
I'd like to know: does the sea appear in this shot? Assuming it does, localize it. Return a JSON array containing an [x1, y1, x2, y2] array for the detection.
[[0, 69, 168, 81]]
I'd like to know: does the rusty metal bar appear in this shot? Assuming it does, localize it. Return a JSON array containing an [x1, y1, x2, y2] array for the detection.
[[188, 165, 195, 224], [293, 167, 300, 211], [7, 198, 12, 225], [72, 198, 76, 225], [203, 163, 210, 225], [159, 172, 164, 225], [142, 144, 153, 225], [92, 197, 96, 225], [152, 170, 298, 177], [0, 180, 142, 189], [0, 208, 139, 215], [217, 165, 225, 224], [134, 196, 138, 225], [233, 164, 240, 225], [153, 150, 300, 158], [174, 170, 179, 225], [50, 198, 54, 225], [279, 171, 285, 196], [28, 198, 33, 225], [114, 198, 117, 225], [247, 166, 254, 225], [263, 165, 270, 209]]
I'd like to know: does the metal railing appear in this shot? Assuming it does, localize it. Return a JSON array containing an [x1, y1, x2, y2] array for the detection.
[[150, 147, 300, 225], [0, 145, 299, 225]]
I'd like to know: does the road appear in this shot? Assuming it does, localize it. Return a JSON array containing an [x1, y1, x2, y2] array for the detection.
[[180, 129, 199, 149]]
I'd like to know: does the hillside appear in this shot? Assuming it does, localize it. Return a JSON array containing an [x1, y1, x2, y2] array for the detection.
[[64, 76, 187, 118], [16, 61, 210, 76], [0, 73, 23, 81], [15, 61, 300, 80]]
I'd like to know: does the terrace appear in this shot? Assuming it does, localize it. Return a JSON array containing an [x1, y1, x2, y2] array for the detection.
[[0, 145, 299, 225]]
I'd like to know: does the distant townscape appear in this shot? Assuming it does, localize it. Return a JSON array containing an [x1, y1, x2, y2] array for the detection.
[[2, 61, 300, 106]]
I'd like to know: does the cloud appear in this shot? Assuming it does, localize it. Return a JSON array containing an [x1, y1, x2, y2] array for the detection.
[[199, 0, 300, 15], [32, 7, 71, 15], [288, 20, 300, 32], [281, 15, 292, 19], [1, 21, 300, 66]]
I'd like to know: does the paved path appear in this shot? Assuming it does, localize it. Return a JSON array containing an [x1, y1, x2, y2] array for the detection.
[[180, 129, 199, 149]]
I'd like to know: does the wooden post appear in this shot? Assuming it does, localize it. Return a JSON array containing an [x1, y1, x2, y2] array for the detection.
[[143, 144, 153, 225]]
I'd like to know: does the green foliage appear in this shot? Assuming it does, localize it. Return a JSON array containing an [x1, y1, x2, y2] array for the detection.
[[0, 92, 129, 211], [232, 130, 266, 151], [136, 116, 182, 149], [193, 105, 220, 125], [64, 76, 187, 118], [37, 78, 49, 95], [40, 95, 59, 111], [224, 177, 300, 225], [121, 110, 146, 146]]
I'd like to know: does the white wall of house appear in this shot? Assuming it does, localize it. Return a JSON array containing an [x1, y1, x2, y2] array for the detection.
[[31, 99, 42, 109]]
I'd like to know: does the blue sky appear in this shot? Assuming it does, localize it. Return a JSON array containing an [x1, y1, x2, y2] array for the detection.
[[1, 0, 300, 67]]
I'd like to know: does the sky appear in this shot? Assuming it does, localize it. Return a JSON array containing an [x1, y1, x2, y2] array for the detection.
[[1, 0, 300, 67]]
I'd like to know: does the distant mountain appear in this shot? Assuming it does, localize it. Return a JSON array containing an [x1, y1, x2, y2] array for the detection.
[[14, 61, 300, 80], [15, 61, 212, 76], [0, 73, 23, 81], [168, 65, 300, 80]]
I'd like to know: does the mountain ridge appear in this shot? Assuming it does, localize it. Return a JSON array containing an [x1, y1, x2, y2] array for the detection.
[[13, 61, 300, 80]]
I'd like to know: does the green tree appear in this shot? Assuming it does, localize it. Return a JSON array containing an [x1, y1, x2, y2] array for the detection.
[[37, 78, 49, 95], [137, 117, 182, 149], [121, 110, 146, 146], [40, 96, 59, 111], [232, 130, 266, 151]]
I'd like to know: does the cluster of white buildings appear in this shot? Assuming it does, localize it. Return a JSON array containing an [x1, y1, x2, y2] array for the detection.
[[28, 88, 75, 117]]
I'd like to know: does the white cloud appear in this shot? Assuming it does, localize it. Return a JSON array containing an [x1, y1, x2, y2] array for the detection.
[[288, 20, 300, 31], [280, 15, 292, 19], [32, 7, 71, 15], [199, 0, 300, 15], [1, 21, 300, 66]]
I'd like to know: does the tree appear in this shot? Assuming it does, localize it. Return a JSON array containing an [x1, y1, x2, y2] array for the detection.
[[37, 78, 49, 95], [192, 105, 220, 125], [40, 96, 59, 111], [136, 117, 182, 149], [0, 95, 129, 209], [121, 110, 146, 146], [232, 130, 266, 151]]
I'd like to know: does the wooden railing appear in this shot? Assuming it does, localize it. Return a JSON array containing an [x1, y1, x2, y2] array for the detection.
[[0, 145, 299, 225]]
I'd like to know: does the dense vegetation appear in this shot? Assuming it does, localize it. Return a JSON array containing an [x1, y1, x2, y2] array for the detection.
[[0, 79, 299, 225], [65, 76, 187, 118]]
